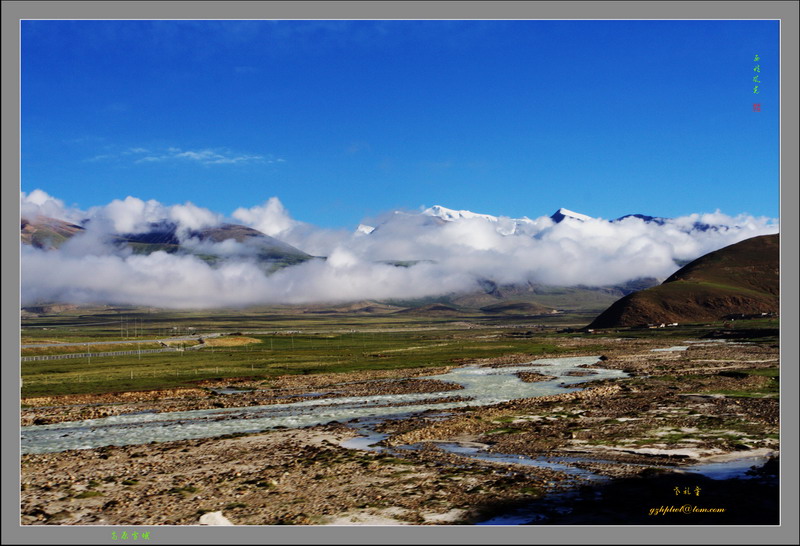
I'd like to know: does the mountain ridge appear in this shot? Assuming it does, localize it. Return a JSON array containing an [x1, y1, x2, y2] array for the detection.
[[21, 215, 314, 268], [407, 204, 732, 233], [587, 234, 779, 328]]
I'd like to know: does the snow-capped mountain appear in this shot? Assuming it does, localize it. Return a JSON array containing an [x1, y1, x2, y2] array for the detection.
[[422, 205, 501, 223], [368, 204, 605, 237], [355, 223, 375, 235], [613, 213, 667, 225], [420, 205, 541, 235], [354, 204, 745, 242], [550, 207, 593, 223], [612, 213, 719, 232], [423, 205, 592, 226], [421, 205, 724, 233]]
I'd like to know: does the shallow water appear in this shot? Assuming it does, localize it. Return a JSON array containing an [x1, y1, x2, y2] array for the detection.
[[432, 442, 604, 481], [683, 454, 774, 480], [208, 387, 256, 395], [21, 356, 626, 454]]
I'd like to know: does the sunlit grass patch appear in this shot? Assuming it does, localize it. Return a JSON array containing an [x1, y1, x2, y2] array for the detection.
[[201, 336, 261, 347]]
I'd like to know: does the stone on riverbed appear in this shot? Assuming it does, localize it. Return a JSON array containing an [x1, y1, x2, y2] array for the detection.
[[199, 511, 233, 525]]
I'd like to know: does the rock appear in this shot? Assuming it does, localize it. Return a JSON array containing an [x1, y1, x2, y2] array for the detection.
[[199, 511, 233, 525]]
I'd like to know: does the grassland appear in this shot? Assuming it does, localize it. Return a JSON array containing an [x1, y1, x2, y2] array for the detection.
[[20, 329, 569, 397], [21, 307, 580, 398], [20, 306, 778, 399], [20, 305, 597, 344]]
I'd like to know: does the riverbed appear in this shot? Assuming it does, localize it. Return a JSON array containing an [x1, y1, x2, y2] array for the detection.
[[20, 338, 780, 525], [21, 356, 625, 454]]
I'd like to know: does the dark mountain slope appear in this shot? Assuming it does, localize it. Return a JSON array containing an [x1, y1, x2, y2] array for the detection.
[[480, 301, 553, 315], [587, 234, 778, 328]]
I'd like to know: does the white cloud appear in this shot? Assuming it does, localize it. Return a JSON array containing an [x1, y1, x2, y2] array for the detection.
[[168, 202, 222, 231], [89, 196, 167, 233], [20, 240, 478, 308], [136, 147, 266, 165], [232, 197, 298, 237], [19, 190, 780, 308], [86, 146, 277, 166], [20, 190, 82, 223], [84, 154, 114, 163]]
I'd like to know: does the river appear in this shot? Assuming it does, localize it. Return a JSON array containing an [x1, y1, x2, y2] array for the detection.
[[21, 355, 625, 454]]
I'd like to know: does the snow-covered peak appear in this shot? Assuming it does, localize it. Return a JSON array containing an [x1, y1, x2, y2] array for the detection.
[[420, 205, 544, 236], [550, 208, 593, 223], [422, 205, 499, 223], [355, 224, 375, 235]]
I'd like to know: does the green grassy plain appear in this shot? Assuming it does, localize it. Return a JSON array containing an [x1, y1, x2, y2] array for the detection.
[[21, 307, 592, 398], [20, 307, 778, 399], [21, 330, 566, 397]]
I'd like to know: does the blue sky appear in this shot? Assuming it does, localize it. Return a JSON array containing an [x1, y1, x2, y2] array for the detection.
[[22, 19, 779, 228]]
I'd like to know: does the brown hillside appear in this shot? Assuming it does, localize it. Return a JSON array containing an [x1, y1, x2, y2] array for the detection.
[[588, 234, 779, 329], [21, 216, 84, 249]]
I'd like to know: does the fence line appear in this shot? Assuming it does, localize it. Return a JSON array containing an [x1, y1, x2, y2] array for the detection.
[[21, 347, 181, 361]]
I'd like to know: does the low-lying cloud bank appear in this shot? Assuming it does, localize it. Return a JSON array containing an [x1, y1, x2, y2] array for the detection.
[[20, 190, 779, 308]]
